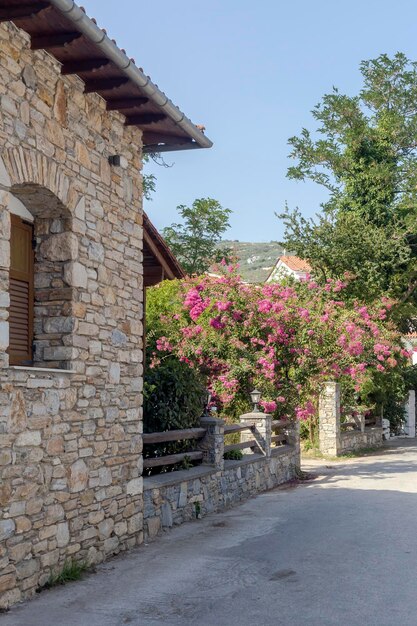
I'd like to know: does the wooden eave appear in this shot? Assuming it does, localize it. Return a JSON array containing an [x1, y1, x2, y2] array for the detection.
[[143, 213, 185, 287], [2, 0, 210, 152]]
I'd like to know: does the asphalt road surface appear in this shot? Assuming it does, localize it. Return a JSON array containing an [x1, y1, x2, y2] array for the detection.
[[4, 439, 417, 626]]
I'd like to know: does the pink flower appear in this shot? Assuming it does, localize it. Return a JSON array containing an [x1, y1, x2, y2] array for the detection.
[[184, 288, 201, 308], [149, 356, 161, 369], [190, 298, 210, 321], [260, 400, 277, 413], [295, 402, 315, 421], [348, 341, 364, 356], [258, 299, 272, 313], [210, 316, 225, 330], [156, 337, 173, 352]]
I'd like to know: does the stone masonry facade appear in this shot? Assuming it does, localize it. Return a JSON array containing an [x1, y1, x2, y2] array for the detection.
[[0, 21, 144, 608]]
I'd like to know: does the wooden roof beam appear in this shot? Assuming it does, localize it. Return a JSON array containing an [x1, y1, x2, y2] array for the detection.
[[0, 2, 49, 22], [143, 230, 176, 280], [83, 77, 129, 93], [125, 113, 167, 126], [106, 97, 149, 111], [31, 31, 82, 50], [61, 58, 111, 75]]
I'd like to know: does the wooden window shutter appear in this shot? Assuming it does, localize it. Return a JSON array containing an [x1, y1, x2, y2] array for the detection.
[[8, 214, 34, 366]]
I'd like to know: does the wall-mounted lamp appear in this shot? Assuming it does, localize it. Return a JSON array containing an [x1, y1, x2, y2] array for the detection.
[[108, 155, 128, 169]]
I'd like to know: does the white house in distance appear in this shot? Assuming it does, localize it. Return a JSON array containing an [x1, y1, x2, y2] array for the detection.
[[404, 333, 417, 366], [266, 255, 312, 283]]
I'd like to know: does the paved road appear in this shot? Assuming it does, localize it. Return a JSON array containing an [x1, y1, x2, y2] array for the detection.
[[5, 440, 417, 626]]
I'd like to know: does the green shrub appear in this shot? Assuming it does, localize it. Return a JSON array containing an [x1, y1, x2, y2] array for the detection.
[[146, 280, 182, 349], [224, 449, 243, 461], [144, 357, 205, 432], [143, 357, 206, 475]]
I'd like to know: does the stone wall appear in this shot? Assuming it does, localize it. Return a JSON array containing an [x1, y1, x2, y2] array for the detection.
[[143, 447, 299, 541], [318, 382, 383, 456], [0, 21, 144, 608], [340, 428, 384, 453]]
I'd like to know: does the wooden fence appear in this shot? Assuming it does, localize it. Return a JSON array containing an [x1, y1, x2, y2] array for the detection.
[[143, 428, 206, 470], [143, 413, 298, 472]]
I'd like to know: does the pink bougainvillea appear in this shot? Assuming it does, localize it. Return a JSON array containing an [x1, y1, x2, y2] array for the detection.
[[260, 400, 277, 413], [147, 269, 408, 420]]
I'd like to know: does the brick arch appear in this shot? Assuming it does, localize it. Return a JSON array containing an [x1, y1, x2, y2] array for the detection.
[[1, 147, 78, 214]]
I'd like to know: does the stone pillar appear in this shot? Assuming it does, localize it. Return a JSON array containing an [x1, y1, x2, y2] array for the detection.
[[240, 411, 271, 457], [285, 420, 301, 460], [199, 416, 224, 471], [405, 390, 416, 438], [319, 382, 341, 456]]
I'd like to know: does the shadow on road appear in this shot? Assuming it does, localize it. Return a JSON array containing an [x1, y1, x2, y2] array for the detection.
[[4, 442, 417, 626]]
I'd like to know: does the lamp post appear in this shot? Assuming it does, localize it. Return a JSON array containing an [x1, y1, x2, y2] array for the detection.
[[250, 388, 261, 413], [202, 389, 212, 418]]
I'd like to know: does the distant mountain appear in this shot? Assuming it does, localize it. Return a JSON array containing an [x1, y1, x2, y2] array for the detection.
[[218, 240, 285, 283]]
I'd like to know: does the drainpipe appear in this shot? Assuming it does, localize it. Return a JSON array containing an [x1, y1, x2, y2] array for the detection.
[[47, 0, 213, 152]]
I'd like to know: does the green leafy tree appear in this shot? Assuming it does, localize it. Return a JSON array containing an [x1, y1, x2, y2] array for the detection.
[[280, 53, 417, 323], [142, 154, 156, 201], [162, 198, 232, 275], [142, 153, 173, 201]]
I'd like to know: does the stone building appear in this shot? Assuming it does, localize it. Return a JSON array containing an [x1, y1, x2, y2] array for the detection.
[[0, 0, 210, 608]]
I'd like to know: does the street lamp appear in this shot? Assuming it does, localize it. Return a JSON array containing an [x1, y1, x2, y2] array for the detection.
[[250, 388, 261, 413], [202, 389, 212, 417]]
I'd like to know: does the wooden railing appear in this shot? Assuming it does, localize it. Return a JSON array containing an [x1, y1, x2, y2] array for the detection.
[[143, 427, 206, 470], [144, 414, 298, 472], [224, 423, 256, 454], [341, 420, 359, 431], [339, 415, 379, 433], [271, 419, 291, 448]]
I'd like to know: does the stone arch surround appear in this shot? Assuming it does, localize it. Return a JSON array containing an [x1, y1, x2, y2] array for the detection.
[[0, 147, 80, 214], [0, 149, 83, 368]]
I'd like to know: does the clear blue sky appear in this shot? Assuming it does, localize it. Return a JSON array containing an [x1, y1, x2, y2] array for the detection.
[[83, 0, 417, 241]]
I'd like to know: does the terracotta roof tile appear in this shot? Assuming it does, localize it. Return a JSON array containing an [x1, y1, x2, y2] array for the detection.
[[279, 256, 312, 272]]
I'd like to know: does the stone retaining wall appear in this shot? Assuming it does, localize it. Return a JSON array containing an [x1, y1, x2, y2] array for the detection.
[[143, 447, 299, 541], [340, 428, 384, 453]]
